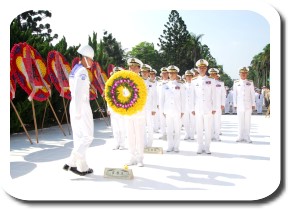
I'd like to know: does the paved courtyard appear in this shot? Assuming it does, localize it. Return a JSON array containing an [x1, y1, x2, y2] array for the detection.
[[5, 113, 279, 202]]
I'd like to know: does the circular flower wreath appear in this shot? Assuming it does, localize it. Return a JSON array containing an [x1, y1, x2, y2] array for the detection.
[[105, 70, 147, 116]]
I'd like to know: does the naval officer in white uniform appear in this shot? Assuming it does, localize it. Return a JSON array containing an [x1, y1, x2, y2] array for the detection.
[[192, 59, 216, 154], [233, 67, 255, 143], [140, 64, 157, 148], [159, 65, 185, 152], [208, 68, 226, 141], [183, 70, 195, 140], [125, 58, 146, 167]]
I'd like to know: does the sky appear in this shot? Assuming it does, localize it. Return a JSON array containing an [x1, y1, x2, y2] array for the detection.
[[48, 9, 270, 79]]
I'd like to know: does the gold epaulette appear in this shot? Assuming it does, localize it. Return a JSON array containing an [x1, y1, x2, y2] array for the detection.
[[192, 77, 198, 80], [234, 80, 239, 83], [149, 79, 155, 83]]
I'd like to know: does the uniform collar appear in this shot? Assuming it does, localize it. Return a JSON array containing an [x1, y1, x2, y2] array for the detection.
[[198, 75, 208, 80]]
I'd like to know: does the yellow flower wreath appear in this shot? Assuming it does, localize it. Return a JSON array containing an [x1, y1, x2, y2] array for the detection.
[[105, 70, 147, 116]]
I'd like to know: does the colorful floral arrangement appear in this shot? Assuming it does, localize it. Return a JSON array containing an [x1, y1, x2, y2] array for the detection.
[[105, 70, 147, 116], [10, 42, 51, 102], [47, 50, 71, 99], [91, 61, 105, 96]]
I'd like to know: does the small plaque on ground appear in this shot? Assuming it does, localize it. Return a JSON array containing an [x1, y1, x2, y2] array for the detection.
[[104, 168, 134, 180], [144, 147, 163, 154]]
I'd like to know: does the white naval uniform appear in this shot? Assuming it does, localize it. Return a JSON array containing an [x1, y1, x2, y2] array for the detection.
[[225, 90, 233, 114], [212, 80, 226, 140], [160, 80, 185, 151], [67, 63, 94, 172], [192, 75, 216, 152], [108, 106, 126, 149], [125, 73, 147, 165], [157, 80, 168, 137], [153, 79, 160, 133], [144, 78, 157, 147], [230, 90, 237, 114], [255, 92, 264, 114], [183, 81, 195, 139], [152, 79, 159, 132], [233, 79, 255, 141]]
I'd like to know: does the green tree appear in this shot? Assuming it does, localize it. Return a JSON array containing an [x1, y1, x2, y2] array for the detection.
[[185, 33, 204, 68], [128, 42, 161, 70], [158, 10, 191, 74], [102, 31, 126, 67], [54, 37, 79, 63], [249, 44, 270, 88], [13, 10, 58, 42]]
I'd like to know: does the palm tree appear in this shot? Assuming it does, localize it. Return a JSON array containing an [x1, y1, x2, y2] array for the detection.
[[250, 44, 270, 88]]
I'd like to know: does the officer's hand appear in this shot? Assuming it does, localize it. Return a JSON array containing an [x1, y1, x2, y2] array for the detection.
[[163, 113, 166, 118], [192, 111, 195, 116], [221, 105, 225, 110], [152, 111, 156, 116], [181, 113, 184, 118], [252, 106, 255, 110], [212, 110, 216, 115], [107, 111, 111, 116]]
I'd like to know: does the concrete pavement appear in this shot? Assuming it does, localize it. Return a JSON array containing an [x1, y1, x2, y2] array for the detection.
[[6, 114, 279, 201]]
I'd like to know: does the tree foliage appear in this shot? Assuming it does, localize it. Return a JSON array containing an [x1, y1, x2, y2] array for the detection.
[[102, 31, 126, 67], [158, 10, 191, 74], [248, 44, 270, 88], [128, 42, 161, 70]]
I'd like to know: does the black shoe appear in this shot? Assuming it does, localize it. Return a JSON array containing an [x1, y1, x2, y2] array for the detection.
[[63, 164, 93, 176], [63, 164, 84, 176], [82, 168, 94, 175], [63, 164, 77, 171]]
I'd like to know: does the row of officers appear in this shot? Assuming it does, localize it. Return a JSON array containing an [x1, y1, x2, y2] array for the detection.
[[107, 58, 256, 167]]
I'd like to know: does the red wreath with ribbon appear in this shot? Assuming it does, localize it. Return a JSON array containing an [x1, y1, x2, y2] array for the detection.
[[90, 61, 107, 96], [10, 42, 51, 102], [47, 51, 71, 99]]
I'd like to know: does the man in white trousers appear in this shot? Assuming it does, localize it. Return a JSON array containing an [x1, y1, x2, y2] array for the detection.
[[140, 64, 157, 148], [107, 66, 126, 150], [192, 59, 216, 154], [63, 45, 95, 176], [208, 68, 226, 141], [160, 65, 185, 152], [150, 69, 159, 132], [125, 58, 146, 167], [157, 67, 169, 140], [224, 86, 232, 114], [255, 89, 264, 114], [231, 87, 237, 115], [233, 67, 256, 143], [183, 70, 195, 140]]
